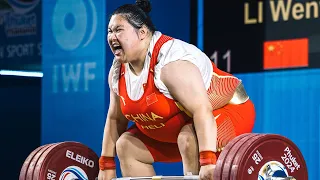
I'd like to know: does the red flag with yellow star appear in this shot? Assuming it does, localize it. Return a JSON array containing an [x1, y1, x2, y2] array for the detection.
[[263, 38, 308, 70]]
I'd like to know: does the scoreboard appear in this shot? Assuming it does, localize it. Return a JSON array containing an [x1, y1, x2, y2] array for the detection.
[[203, 0, 320, 74]]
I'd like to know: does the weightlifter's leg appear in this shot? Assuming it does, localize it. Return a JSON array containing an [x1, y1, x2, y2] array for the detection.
[[177, 124, 200, 175], [116, 132, 155, 177]]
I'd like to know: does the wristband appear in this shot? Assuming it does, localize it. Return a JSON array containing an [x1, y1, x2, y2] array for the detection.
[[99, 156, 116, 170], [199, 151, 217, 166]]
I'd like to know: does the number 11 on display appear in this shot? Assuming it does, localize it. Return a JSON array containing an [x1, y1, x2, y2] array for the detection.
[[210, 50, 231, 73]]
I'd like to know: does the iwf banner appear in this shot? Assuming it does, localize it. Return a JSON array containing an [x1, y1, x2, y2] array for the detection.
[[41, 0, 107, 155], [0, 0, 41, 71]]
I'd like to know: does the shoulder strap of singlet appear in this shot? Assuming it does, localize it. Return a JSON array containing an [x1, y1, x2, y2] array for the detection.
[[149, 35, 173, 72], [120, 63, 125, 76]]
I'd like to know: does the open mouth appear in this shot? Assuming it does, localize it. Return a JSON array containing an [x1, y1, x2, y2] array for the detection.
[[113, 44, 122, 55], [113, 44, 122, 50]]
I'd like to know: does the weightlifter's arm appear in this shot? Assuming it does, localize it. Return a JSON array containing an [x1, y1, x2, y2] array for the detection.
[[161, 60, 217, 153], [161, 60, 217, 180], [101, 68, 128, 157]]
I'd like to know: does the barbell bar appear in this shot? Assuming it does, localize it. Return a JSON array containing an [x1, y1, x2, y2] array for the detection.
[[19, 133, 307, 180], [112, 175, 296, 180]]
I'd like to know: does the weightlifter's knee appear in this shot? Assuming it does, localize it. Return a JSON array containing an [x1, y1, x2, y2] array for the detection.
[[116, 132, 134, 160], [116, 132, 154, 164]]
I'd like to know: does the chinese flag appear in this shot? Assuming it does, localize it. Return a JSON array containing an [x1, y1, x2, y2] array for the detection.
[[146, 92, 158, 106], [263, 38, 308, 70]]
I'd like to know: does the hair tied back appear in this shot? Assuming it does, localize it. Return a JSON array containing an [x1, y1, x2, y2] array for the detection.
[[135, 0, 152, 14]]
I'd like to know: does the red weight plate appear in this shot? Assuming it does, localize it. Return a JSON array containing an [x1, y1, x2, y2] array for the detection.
[[25, 143, 56, 180], [33, 141, 99, 180], [213, 133, 254, 180], [32, 143, 62, 179], [231, 134, 308, 180], [19, 144, 48, 180], [221, 133, 263, 180]]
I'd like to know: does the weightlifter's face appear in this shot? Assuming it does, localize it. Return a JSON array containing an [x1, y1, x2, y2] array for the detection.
[[107, 15, 142, 63]]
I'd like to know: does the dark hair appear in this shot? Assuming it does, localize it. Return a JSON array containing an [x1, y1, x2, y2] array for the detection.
[[111, 0, 156, 33]]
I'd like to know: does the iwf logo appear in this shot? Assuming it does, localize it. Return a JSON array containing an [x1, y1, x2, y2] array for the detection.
[[59, 166, 88, 180], [258, 161, 289, 180], [52, 0, 97, 51]]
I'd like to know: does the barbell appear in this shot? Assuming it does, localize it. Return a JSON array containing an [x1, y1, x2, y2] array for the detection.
[[113, 175, 296, 180], [19, 133, 308, 180]]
